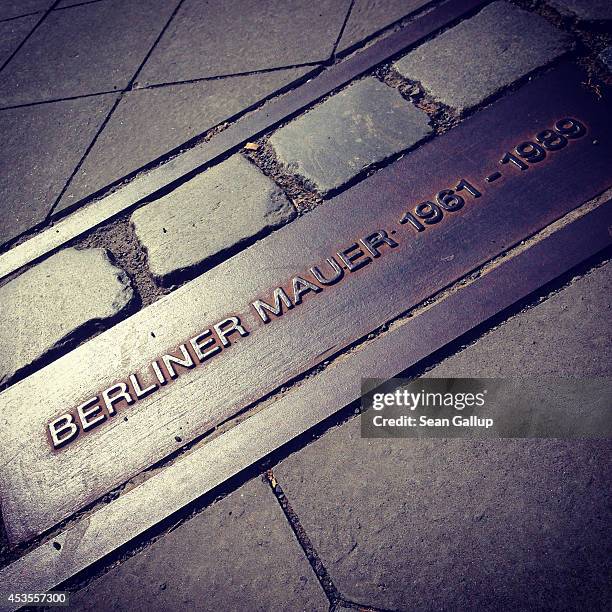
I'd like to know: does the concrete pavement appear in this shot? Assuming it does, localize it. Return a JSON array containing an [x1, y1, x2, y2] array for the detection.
[[0, 0, 435, 246]]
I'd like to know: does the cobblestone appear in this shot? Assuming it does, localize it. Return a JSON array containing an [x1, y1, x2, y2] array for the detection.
[[0, 248, 133, 384], [131, 155, 295, 285], [394, 1, 572, 112], [269, 77, 431, 194]]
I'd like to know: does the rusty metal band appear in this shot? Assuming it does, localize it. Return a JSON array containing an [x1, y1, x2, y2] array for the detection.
[[1, 61, 610, 545], [0, 198, 609, 611]]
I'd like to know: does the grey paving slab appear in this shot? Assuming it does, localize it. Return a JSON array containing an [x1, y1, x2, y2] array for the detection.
[[269, 77, 431, 194], [0, 0, 178, 107], [137, 0, 351, 86], [431, 262, 612, 378], [337, 0, 431, 53], [549, 0, 612, 20], [70, 478, 328, 612], [0, 13, 37, 66], [274, 263, 612, 610], [0, 0, 52, 21], [56, 67, 314, 212], [394, 1, 572, 112], [0, 247, 133, 385], [131, 155, 295, 284], [0, 92, 118, 247]]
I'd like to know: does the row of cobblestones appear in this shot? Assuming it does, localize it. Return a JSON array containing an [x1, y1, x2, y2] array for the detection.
[[0, 0, 605, 387]]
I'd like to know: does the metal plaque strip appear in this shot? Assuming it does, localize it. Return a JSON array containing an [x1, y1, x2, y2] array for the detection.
[[0, 198, 610, 611], [0, 62, 610, 544]]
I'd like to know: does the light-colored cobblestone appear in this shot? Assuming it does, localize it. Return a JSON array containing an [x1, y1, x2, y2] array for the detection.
[[394, 1, 572, 112], [269, 77, 431, 194], [0, 248, 133, 384], [131, 155, 295, 285]]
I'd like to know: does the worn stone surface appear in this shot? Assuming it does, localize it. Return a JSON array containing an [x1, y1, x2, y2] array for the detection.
[[137, 0, 350, 86], [0, 0, 52, 21], [432, 262, 612, 378], [55, 0, 102, 6], [337, 0, 430, 53], [269, 77, 431, 194], [0, 14, 37, 68], [131, 155, 295, 284], [70, 478, 328, 612], [0, 93, 119, 247], [600, 47, 612, 72], [549, 0, 612, 20], [394, 1, 572, 112], [0, 247, 133, 385], [0, 0, 178, 106], [274, 263, 612, 610], [56, 67, 314, 212]]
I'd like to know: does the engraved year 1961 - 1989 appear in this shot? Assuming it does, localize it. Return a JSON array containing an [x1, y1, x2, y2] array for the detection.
[[399, 117, 587, 233]]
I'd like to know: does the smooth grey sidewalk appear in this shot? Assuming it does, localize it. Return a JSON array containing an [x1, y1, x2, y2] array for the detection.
[[272, 262, 612, 610], [131, 155, 296, 284], [0, 0, 434, 248], [70, 478, 327, 612]]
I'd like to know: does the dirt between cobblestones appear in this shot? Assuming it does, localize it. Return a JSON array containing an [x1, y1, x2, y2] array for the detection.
[[78, 216, 170, 308], [511, 0, 611, 92]]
